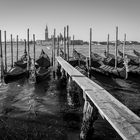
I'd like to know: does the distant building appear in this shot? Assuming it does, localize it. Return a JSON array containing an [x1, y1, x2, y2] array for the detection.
[[45, 24, 49, 41]]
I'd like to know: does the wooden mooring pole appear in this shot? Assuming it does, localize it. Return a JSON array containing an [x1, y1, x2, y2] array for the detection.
[[67, 25, 69, 61], [24, 39, 27, 53], [11, 34, 13, 68], [115, 26, 118, 69], [106, 34, 109, 57], [16, 35, 18, 61], [27, 29, 30, 71], [73, 35, 74, 57], [64, 27, 66, 60], [57, 35, 59, 56], [123, 33, 126, 59], [88, 28, 92, 77], [33, 34, 35, 67], [53, 29, 56, 78], [4, 31, 7, 72], [0, 30, 4, 83], [27, 29, 30, 56]]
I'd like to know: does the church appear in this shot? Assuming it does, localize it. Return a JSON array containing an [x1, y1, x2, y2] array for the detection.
[[36, 24, 52, 45]]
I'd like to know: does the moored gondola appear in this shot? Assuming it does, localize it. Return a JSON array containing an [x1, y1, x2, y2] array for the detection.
[[118, 50, 139, 66], [4, 51, 30, 84], [133, 49, 140, 57], [72, 49, 128, 79], [35, 49, 51, 83], [4, 66, 29, 84]]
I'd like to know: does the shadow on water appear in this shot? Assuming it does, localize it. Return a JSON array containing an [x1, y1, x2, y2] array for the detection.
[[91, 72, 140, 116], [0, 72, 82, 140]]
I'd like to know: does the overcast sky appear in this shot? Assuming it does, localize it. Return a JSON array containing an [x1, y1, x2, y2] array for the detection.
[[0, 0, 140, 41]]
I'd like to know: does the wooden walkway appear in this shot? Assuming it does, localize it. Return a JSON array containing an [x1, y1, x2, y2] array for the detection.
[[56, 56, 140, 140]]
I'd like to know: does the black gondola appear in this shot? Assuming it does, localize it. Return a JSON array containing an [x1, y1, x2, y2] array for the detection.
[[72, 49, 128, 79], [118, 50, 139, 66], [133, 49, 140, 57], [4, 66, 29, 84], [4, 52, 30, 84], [35, 49, 51, 83]]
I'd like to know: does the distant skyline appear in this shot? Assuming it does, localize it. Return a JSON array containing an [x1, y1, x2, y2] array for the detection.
[[0, 0, 140, 41]]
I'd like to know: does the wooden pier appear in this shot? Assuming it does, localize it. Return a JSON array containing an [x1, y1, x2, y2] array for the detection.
[[56, 56, 140, 140]]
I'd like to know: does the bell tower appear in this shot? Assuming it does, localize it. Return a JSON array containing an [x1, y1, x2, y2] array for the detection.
[[45, 25, 48, 41]]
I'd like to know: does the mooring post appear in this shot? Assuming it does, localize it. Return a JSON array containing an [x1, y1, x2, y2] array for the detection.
[[64, 27, 66, 60], [57, 35, 59, 56], [67, 25, 69, 62], [27, 29, 30, 71], [0, 30, 4, 83], [24, 39, 27, 53], [56, 63, 62, 79], [27, 28, 30, 57], [67, 76, 74, 106], [123, 33, 126, 59], [16, 35, 18, 61], [59, 68, 67, 88], [67, 76, 82, 107], [33, 34, 36, 67], [11, 34, 13, 68], [73, 35, 74, 57], [51, 35, 53, 66], [115, 26, 118, 69], [88, 28, 92, 78], [80, 91, 99, 140], [106, 34, 109, 57], [4, 31, 7, 72], [53, 29, 56, 79]]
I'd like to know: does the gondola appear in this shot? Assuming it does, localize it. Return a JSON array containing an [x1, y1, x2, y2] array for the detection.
[[72, 49, 128, 79], [103, 51, 124, 68], [118, 50, 139, 66], [133, 49, 140, 57], [4, 52, 30, 84], [4, 66, 29, 84], [14, 51, 31, 69], [70, 49, 86, 67], [35, 49, 51, 83]]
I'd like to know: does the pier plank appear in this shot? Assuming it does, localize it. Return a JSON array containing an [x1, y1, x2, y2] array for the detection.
[[56, 56, 85, 77], [56, 56, 140, 140]]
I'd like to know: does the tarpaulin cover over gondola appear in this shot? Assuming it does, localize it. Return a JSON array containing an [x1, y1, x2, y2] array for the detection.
[[36, 49, 50, 68]]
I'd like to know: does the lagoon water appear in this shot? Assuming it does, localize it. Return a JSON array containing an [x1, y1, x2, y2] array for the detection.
[[0, 43, 140, 140]]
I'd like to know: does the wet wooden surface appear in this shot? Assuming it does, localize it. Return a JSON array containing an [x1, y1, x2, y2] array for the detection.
[[56, 56, 140, 140]]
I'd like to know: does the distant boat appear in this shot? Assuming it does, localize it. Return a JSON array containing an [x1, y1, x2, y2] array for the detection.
[[35, 49, 51, 83]]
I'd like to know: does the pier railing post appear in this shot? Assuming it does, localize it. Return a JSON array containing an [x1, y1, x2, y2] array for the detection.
[[80, 91, 99, 140]]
